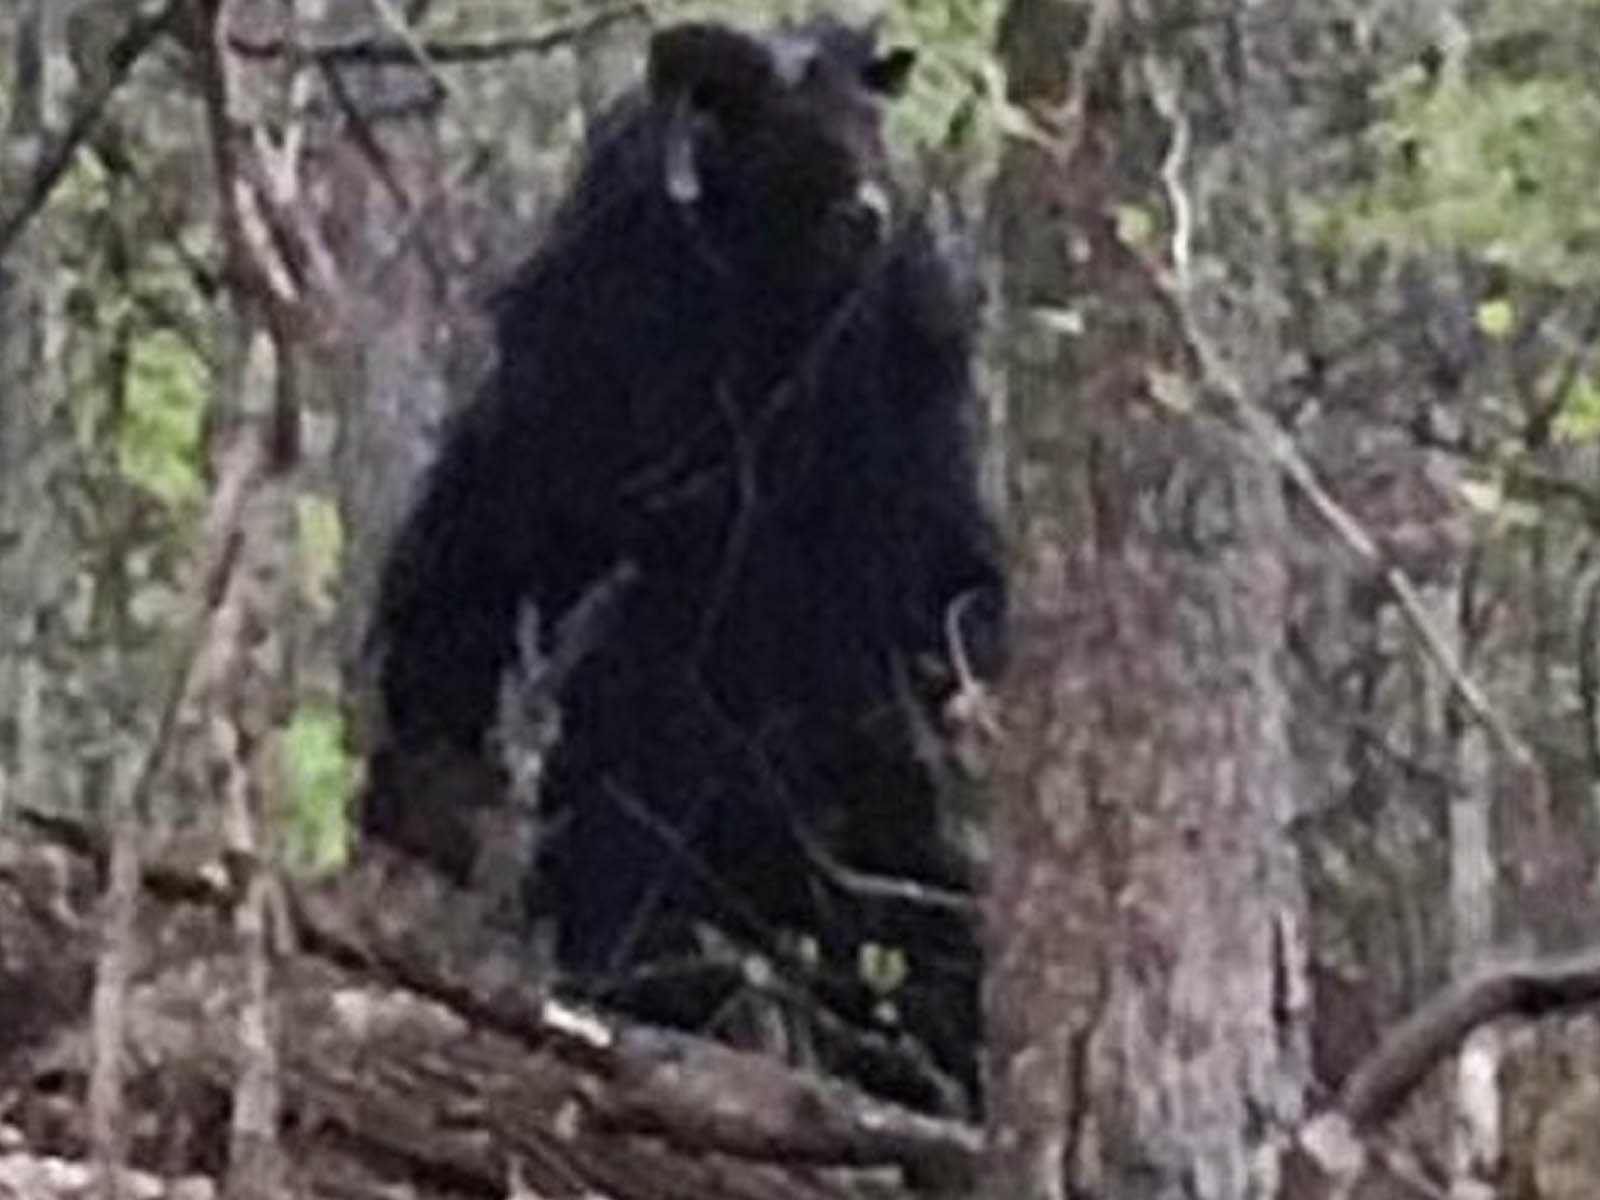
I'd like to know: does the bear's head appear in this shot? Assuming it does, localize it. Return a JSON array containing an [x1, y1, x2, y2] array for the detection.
[[646, 18, 916, 276]]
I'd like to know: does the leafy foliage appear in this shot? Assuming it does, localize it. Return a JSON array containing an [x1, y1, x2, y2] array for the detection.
[[883, 0, 1005, 154], [284, 700, 355, 874], [1551, 371, 1600, 443], [119, 330, 207, 506], [684, 0, 1004, 153], [1344, 0, 1600, 286], [1316, 0, 1600, 455], [1475, 297, 1516, 340]]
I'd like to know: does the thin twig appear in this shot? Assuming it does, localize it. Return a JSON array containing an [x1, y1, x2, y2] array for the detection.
[[1052, 0, 1123, 166], [1141, 46, 1541, 785], [226, 5, 648, 67]]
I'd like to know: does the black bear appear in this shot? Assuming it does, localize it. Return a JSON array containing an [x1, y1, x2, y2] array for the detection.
[[363, 16, 1005, 1107]]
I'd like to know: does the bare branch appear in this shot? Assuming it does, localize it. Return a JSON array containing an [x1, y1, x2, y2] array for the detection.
[[0, 2, 182, 260], [596, 1023, 979, 1185], [314, 59, 447, 290], [226, 5, 647, 68], [86, 754, 138, 1191], [1140, 48, 1544, 791], [1339, 949, 1600, 1131], [122, 439, 266, 878]]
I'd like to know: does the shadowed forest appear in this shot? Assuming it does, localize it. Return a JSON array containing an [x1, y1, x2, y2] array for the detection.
[[4, 2, 1600, 1199]]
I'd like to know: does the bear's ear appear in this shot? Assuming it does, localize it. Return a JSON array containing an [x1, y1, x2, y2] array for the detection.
[[648, 23, 774, 117], [862, 46, 916, 96]]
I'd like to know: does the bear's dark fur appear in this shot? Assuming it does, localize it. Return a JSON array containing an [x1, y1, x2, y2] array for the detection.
[[363, 16, 1004, 1107]]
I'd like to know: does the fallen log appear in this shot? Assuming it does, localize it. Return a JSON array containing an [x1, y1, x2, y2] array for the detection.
[[0, 815, 978, 1199]]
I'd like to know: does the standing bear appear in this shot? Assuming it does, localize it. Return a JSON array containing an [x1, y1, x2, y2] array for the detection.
[[363, 16, 1005, 1107]]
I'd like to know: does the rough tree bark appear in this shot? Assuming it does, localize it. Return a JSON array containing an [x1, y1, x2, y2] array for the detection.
[[985, 1, 1312, 1196], [0, 0, 69, 826]]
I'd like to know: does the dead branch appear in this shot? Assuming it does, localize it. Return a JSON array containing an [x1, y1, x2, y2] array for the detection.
[[0, 3, 181, 261], [1284, 951, 1600, 1200], [594, 1024, 980, 1178], [1273, 953, 1600, 1196], [1140, 49, 1545, 799], [1339, 949, 1600, 1131], [1, 816, 978, 1199], [225, 5, 647, 68]]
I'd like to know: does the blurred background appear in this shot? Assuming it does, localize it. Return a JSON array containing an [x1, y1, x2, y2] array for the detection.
[[5, 1, 1600, 1198]]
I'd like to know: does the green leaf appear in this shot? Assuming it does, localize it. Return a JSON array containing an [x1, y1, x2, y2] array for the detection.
[[1113, 203, 1158, 253], [119, 331, 207, 505], [1475, 297, 1516, 339], [1553, 371, 1600, 442], [283, 700, 355, 874], [858, 941, 909, 997]]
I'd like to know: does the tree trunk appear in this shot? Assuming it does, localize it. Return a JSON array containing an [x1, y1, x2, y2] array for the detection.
[[0, 0, 69, 823], [986, 2, 1311, 1196]]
